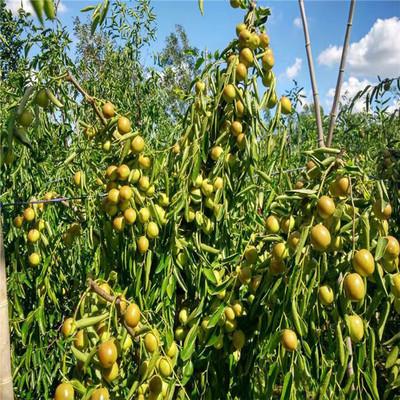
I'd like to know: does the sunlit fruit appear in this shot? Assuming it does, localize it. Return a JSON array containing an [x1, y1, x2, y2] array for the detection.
[[18, 109, 34, 127], [259, 32, 270, 48], [102, 102, 115, 119], [280, 216, 295, 234], [139, 207, 150, 223], [119, 185, 132, 201], [91, 388, 109, 400], [61, 318, 76, 337], [249, 33, 260, 49], [344, 273, 365, 301], [347, 314, 364, 343], [23, 207, 35, 222], [213, 177, 224, 190], [272, 242, 288, 260], [270, 258, 286, 275], [35, 89, 49, 108], [54, 382, 74, 400], [317, 196, 336, 219], [318, 285, 334, 306], [294, 180, 304, 189], [146, 222, 159, 239], [144, 332, 158, 353], [102, 362, 119, 382], [236, 23, 246, 36], [195, 80, 205, 93], [236, 133, 246, 149], [224, 306, 235, 321], [333, 176, 350, 196], [131, 136, 145, 153], [137, 236, 149, 254], [28, 252, 40, 266], [235, 100, 245, 117], [158, 357, 172, 378], [223, 84, 236, 103], [265, 215, 280, 233], [262, 53, 274, 70], [175, 326, 187, 341], [310, 224, 331, 251], [74, 330, 88, 350], [138, 176, 150, 191], [238, 29, 251, 46], [238, 266, 252, 284], [166, 341, 178, 358], [384, 236, 400, 260], [124, 303, 141, 328], [113, 215, 125, 232], [138, 155, 151, 169], [306, 160, 316, 171], [382, 257, 398, 273], [117, 164, 130, 181], [98, 340, 118, 368], [352, 249, 375, 277], [149, 375, 163, 394], [391, 274, 400, 297], [244, 246, 258, 264], [281, 329, 297, 352], [239, 48, 254, 67], [117, 116, 131, 134], [210, 146, 223, 161], [230, 121, 242, 137], [280, 96, 292, 114], [373, 199, 392, 220], [27, 228, 40, 243]]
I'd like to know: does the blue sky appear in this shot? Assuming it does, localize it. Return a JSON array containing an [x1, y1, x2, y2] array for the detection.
[[7, 0, 400, 111]]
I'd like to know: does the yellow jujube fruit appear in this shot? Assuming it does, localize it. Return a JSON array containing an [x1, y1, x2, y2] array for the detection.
[[131, 135, 145, 153], [137, 236, 149, 254], [144, 332, 158, 353], [117, 116, 131, 134], [352, 249, 375, 277], [27, 229, 40, 243], [280, 96, 292, 114], [28, 252, 40, 266], [54, 382, 75, 400], [281, 329, 297, 352], [124, 303, 141, 328], [23, 207, 35, 222], [344, 273, 365, 301], [98, 340, 118, 369], [223, 85, 236, 103], [317, 196, 336, 219], [310, 224, 331, 252], [117, 164, 130, 181], [210, 146, 223, 161], [102, 102, 115, 119], [91, 387, 109, 400], [147, 221, 159, 239], [384, 236, 400, 260], [265, 215, 280, 233], [347, 315, 364, 343], [318, 285, 334, 306], [392, 273, 400, 297]]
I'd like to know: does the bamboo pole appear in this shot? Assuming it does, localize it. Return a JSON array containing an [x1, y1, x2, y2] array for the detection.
[[298, 0, 325, 147], [0, 209, 14, 400], [327, 0, 356, 147]]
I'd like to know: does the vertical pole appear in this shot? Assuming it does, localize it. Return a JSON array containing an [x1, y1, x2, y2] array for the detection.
[[0, 207, 14, 400], [298, 0, 325, 147], [327, 0, 356, 147]]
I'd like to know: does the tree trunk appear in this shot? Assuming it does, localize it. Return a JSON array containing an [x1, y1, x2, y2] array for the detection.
[[298, 0, 325, 147], [0, 212, 14, 400]]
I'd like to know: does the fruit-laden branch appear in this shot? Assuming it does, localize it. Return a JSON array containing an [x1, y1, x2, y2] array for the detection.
[[65, 71, 107, 126], [0, 212, 14, 400], [87, 278, 137, 338], [298, 0, 325, 148], [327, 0, 356, 147]]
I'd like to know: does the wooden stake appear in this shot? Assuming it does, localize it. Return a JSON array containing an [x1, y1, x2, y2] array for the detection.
[[298, 0, 325, 147], [0, 209, 14, 400], [327, 0, 356, 147]]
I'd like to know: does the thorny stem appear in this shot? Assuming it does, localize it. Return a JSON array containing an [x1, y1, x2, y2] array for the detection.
[[65, 71, 107, 126], [327, 0, 356, 147], [298, 0, 325, 148]]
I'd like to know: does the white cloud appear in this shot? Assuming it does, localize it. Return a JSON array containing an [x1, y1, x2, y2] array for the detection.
[[293, 17, 302, 28], [286, 58, 302, 79], [326, 76, 371, 113], [6, 0, 67, 16], [318, 17, 400, 78], [386, 99, 400, 114]]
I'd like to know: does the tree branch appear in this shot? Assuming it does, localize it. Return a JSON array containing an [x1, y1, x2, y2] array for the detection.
[[298, 0, 325, 147], [65, 71, 107, 126], [327, 0, 356, 147]]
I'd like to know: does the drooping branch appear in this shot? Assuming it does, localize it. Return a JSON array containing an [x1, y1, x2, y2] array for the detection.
[[327, 0, 356, 147], [0, 211, 14, 400], [298, 0, 325, 147]]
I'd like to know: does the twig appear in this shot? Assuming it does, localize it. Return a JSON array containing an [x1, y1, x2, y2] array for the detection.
[[345, 336, 355, 390], [298, 0, 325, 148], [87, 278, 137, 338], [327, 0, 356, 147], [65, 71, 107, 126]]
